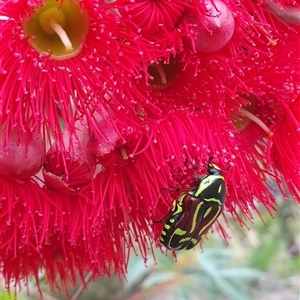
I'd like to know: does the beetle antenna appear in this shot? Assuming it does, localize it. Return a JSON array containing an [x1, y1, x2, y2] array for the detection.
[[161, 187, 180, 193], [202, 156, 214, 171], [223, 165, 233, 173], [226, 166, 233, 171], [206, 156, 215, 170], [211, 163, 232, 174]]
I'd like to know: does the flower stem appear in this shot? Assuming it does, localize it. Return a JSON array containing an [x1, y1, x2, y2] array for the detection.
[[241, 108, 273, 137], [50, 19, 73, 52], [71, 272, 93, 300]]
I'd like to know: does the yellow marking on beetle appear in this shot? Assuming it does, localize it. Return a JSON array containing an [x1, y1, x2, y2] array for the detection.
[[189, 202, 204, 233], [203, 206, 212, 218], [179, 237, 191, 243], [194, 175, 224, 197], [161, 230, 167, 236], [173, 206, 183, 216], [179, 237, 198, 246], [164, 224, 170, 230], [218, 184, 222, 194], [169, 228, 187, 247], [203, 198, 222, 204], [177, 194, 186, 205], [159, 236, 164, 241], [172, 194, 185, 215], [169, 218, 175, 223], [173, 228, 187, 236], [189, 238, 198, 246], [198, 206, 222, 236]]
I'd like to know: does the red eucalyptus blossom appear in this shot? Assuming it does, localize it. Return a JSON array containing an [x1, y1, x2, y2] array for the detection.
[[117, 0, 186, 33], [268, 95, 300, 202], [0, 0, 160, 148], [0, 0, 300, 298]]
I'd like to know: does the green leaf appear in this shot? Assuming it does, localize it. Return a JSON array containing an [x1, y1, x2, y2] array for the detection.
[[0, 292, 27, 300], [201, 247, 231, 258], [155, 250, 176, 268], [174, 286, 191, 300], [194, 248, 232, 268], [126, 256, 155, 288], [141, 272, 175, 288], [249, 240, 281, 271], [218, 268, 263, 280], [0, 294, 12, 300], [196, 253, 251, 300], [0, 292, 12, 300]]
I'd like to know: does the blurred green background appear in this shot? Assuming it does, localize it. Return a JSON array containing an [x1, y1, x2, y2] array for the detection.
[[1, 194, 299, 300]]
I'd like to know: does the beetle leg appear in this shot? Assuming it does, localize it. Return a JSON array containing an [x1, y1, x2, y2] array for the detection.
[[160, 187, 181, 193]]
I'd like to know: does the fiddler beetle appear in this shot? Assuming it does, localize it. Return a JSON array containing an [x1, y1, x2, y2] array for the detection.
[[156, 158, 231, 250]]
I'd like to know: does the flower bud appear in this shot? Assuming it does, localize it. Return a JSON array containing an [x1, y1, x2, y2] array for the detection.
[[88, 120, 120, 157], [0, 128, 45, 180], [186, 0, 235, 53], [43, 124, 95, 191]]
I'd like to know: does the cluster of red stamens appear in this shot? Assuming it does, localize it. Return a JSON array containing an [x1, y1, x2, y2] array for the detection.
[[0, 0, 299, 297]]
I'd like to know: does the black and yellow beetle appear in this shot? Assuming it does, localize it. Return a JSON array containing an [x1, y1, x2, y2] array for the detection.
[[157, 159, 231, 250]]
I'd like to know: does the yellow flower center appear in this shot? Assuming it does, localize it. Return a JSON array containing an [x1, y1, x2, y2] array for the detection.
[[23, 0, 89, 60]]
